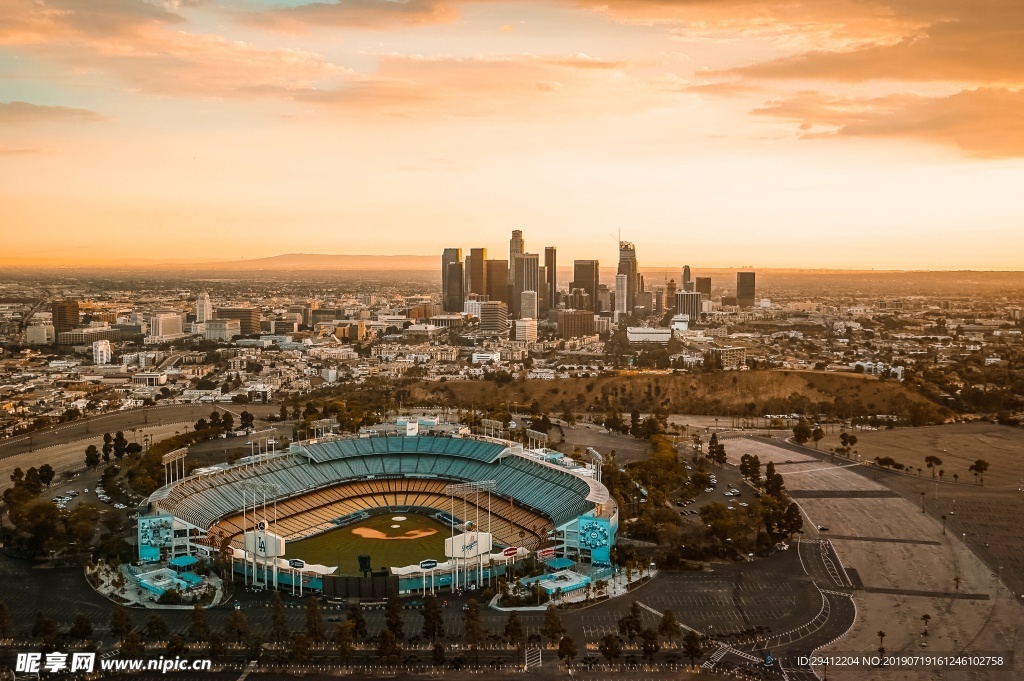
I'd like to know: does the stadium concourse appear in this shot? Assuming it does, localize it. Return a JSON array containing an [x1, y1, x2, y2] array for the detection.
[[142, 419, 618, 596]]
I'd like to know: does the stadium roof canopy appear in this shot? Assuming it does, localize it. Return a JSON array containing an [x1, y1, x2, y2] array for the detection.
[[300, 435, 509, 464]]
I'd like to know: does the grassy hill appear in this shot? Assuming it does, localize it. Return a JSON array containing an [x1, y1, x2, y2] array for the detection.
[[407, 370, 950, 423]]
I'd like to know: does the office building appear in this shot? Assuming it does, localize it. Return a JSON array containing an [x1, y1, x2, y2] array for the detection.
[[58, 327, 121, 345], [147, 312, 184, 340], [615, 273, 628, 320], [557, 309, 595, 339], [508, 230, 524, 283], [682, 265, 693, 292], [710, 346, 747, 369], [519, 290, 538, 321], [51, 300, 80, 337], [512, 318, 538, 342], [676, 291, 703, 323], [444, 261, 465, 313], [196, 290, 213, 323], [215, 307, 261, 336], [543, 247, 557, 312], [512, 253, 540, 318], [596, 285, 612, 313], [572, 260, 599, 310], [696, 277, 712, 300], [665, 280, 677, 313], [737, 271, 756, 308], [205, 319, 241, 341], [565, 288, 591, 312], [617, 241, 640, 314], [484, 259, 509, 303], [478, 301, 509, 335], [26, 324, 55, 345], [92, 339, 112, 365], [635, 291, 654, 317], [467, 248, 488, 296], [441, 248, 464, 313]]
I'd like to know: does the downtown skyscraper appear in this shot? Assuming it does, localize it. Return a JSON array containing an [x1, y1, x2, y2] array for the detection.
[[442, 247, 464, 312], [617, 241, 641, 316]]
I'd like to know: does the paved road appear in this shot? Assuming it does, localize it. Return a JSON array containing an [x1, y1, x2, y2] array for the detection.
[[0, 404, 281, 460]]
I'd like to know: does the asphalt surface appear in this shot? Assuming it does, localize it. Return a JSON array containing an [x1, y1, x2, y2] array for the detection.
[[0, 404, 281, 460]]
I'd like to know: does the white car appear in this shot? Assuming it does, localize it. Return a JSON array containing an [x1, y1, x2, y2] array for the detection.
[[704, 487, 714, 493], [738, 502, 749, 507]]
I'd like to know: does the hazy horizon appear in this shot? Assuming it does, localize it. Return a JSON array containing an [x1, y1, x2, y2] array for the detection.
[[2, 1, 1023, 269]]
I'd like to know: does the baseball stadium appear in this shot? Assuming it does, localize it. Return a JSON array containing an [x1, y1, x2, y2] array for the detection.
[[142, 419, 617, 597]]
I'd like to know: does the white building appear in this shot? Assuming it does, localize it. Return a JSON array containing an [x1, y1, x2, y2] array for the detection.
[[196, 290, 213, 323], [205, 318, 241, 342], [145, 311, 188, 343], [26, 324, 54, 345], [626, 327, 672, 344], [92, 339, 112, 365], [513, 318, 538, 342]]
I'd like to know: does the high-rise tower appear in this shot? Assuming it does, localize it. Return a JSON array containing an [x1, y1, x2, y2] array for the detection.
[[617, 241, 640, 315], [442, 248, 464, 312]]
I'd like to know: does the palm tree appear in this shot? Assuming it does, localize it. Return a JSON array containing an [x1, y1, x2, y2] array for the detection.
[[877, 630, 886, 649], [921, 614, 931, 636]]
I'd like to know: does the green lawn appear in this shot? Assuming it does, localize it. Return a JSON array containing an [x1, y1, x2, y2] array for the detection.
[[287, 513, 450, 575]]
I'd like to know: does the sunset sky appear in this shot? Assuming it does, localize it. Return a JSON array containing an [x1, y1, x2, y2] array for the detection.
[[2, 0, 1023, 269]]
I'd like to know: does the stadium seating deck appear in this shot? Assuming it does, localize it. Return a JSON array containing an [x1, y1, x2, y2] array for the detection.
[[153, 436, 601, 548]]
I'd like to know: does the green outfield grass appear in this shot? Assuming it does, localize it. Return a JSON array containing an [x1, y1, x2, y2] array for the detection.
[[287, 513, 450, 575]]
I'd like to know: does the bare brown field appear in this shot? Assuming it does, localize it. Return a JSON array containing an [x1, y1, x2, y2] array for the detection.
[[819, 422, 1024, 488], [408, 370, 949, 422]]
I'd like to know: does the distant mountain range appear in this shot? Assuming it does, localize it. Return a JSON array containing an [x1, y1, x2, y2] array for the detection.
[[184, 253, 439, 271]]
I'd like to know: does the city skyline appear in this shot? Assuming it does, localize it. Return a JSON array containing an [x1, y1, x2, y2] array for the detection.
[[2, 1, 1024, 269]]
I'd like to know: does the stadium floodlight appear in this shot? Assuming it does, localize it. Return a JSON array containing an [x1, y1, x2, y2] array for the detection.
[[161, 447, 188, 486], [444, 480, 497, 591], [525, 429, 548, 449]]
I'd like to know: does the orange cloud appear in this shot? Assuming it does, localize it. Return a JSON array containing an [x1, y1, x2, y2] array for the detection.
[[292, 52, 654, 118], [241, 0, 463, 32], [0, 101, 103, 124], [753, 87, 1024, 158]]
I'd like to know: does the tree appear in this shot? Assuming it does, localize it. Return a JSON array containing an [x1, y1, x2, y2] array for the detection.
[[811, 427, 825, 449], [290, 632, 311, 662], [658, 610, 681, 644], [432, 642, 446, 667], [376, 629, 402, 665], [32, 612, 59, 644], [122, 630, 145, 658], [85, 444, 101, 470], [783, 502, 804, 537], [557, 634, 578, 664], [194, 418, 209, 431], [921, 613, 931, 636], [617, 602, 643, 643], [189, 603, 210, 641], [270, 591, 289, 643], [221, 412, 235, 432], [541, 603, 564, 645], [682, 630, 703, 666], [113, 431, 128, 460], [69, 613, 93, 641], [925, 455, 943, 478], [280, 403, 289, 421], [503, 610, 524, 653], [598, 633, 622, 661], [209, 411, 222, 428], [793, 420, 812, 445], [334, 620, 356, 667], [110, 606, 133, 643], [208, 632, 226, 659], [0, 600, 11, 639], [226, 609, 248, 643], [641, 628, 660, 662], [240, 410, 255, 429], [38, 464, 54, 487], [166, 635, 188, 657], [305, 595, 326, 643], [421, 594, 444, 643], [877, 630, 886, 650], [346, 603, 368, 641], [463, 598, 485, 665], [969, 459, 989, 485], [384, 594, 404, 641], [146, 613, 169, 640]]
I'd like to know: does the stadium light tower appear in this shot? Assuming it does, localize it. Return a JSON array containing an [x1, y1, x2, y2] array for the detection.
[[445, 480, 496, 590], [240, 481, 280, 587]]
